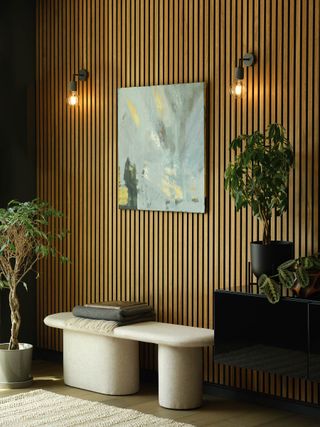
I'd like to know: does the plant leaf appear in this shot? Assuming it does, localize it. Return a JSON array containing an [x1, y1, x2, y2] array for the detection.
[[311, 257, 320, 269], [296, 266, 309, 288], [258, 274, 281, 304], [300, 257, 314, 269], [0, 243, 7, 254], [0, 280, 9, 289], [278, 268, 295, 288], [278, 259, 296, 270]]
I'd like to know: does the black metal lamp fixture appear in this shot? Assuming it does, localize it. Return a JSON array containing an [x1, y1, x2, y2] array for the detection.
[[67, 69, 88, 106], [230, 53, 255, 99]]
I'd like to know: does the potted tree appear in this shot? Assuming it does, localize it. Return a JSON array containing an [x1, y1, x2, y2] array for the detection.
[[259, 254, 320, 304], [225, 123, 294, 278], [0, 199, 68, 388]]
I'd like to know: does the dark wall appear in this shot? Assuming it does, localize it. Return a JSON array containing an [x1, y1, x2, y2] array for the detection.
[[0, 0, 36, 205], [0, 0, 36, 344]]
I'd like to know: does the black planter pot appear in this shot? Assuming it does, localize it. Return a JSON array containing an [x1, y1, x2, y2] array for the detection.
[[250, 241, 294, 279]]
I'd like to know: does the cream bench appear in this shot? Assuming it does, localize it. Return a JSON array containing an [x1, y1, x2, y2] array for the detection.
[[44, 313, 214, 409]]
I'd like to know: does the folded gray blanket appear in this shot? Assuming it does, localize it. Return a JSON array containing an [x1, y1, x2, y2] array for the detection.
[[84, 302, 152, 317], [72, 305, 155, 325], [84, 301, 149, 312]]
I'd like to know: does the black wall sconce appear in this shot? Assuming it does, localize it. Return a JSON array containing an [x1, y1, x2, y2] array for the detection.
[[230, 53, 255, 99], [67, 69, 88, 106]]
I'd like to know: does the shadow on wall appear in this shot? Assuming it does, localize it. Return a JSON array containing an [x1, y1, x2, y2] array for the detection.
[[0, 0, 36, 345], [0, 0, 36, 206]]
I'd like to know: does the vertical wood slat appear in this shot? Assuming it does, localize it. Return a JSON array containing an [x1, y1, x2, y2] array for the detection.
[[36, 0, 320, 405]]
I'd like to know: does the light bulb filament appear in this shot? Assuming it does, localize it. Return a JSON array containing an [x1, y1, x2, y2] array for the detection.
[[230, 80, 246, 98], [67, 91, 78, 106]]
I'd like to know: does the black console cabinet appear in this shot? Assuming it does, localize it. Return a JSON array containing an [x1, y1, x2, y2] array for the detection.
[[214, 291, 320, 380], [309, 302, 320, 380]]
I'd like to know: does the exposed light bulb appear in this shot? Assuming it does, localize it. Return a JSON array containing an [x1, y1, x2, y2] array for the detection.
[[67, 71, 88, 107], [67, 91, 78, 106], [230, 80, 246, 98]]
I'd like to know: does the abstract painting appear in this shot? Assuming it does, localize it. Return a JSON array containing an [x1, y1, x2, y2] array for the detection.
[[118, 82, 205, 213]]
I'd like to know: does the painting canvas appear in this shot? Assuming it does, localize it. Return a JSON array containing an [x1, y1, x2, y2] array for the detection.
[[118, 82, 205, 213]]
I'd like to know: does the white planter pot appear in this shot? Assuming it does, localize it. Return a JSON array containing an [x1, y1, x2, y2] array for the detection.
[[0, 343, 33, 388]]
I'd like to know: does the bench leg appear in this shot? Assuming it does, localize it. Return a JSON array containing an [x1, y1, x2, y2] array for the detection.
[[63, 330, 139, 395], [158, 345, 203, 409]]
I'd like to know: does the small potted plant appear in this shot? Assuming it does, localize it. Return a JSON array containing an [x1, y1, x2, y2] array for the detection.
[[0, 199, 68, 388], [258, 254, 320, 303], [225, 123, 294, 278]]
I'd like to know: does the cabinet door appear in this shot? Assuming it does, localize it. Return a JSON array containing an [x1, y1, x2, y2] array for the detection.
[[309, 302, 320, 381], [214, 291, 309, 378]]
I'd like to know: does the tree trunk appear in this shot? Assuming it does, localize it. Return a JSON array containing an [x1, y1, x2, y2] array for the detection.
[[8, 284, 21, 350], [262, 218, 271, 245]]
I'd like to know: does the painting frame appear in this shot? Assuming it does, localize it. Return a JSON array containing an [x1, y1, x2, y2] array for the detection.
[[118, 82, 206, 214]]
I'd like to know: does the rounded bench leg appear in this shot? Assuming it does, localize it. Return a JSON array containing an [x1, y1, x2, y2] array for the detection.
[[158, 345, 203, 409], [63, 330, 139, 395]]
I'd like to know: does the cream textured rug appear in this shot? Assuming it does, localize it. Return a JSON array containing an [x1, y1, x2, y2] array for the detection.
[[0, 390, 194, 426]]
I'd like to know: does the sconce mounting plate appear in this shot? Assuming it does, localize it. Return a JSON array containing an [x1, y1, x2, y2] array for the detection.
[[78, 69, 89, 81], [243, 53, 255, 67]]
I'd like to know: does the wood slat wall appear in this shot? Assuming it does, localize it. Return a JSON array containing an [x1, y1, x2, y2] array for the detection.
[[36, 0, 320, 404]]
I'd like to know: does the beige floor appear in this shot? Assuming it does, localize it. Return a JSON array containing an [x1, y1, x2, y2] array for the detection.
[[0, 360, 319, 427]]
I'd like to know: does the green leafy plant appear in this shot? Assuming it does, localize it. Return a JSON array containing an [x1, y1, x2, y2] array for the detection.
[[0, 199, 69, 350], [225, 123, 294, 244], [258, 254, 320, 304]]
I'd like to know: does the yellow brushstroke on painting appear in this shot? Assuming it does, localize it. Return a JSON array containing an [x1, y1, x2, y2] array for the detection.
[[127, 100, 140, 127], [162, 176, 183, 201], [118, 186, 129, 205], [154, 89, 164, 115], [174, 185, 183, 201]]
